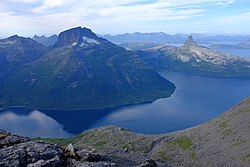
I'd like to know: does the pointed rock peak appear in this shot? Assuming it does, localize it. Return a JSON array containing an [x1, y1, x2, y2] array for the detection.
[[53, 27, 99, 48], [33, 35, 46, 38], [184, 35, 198, 47]]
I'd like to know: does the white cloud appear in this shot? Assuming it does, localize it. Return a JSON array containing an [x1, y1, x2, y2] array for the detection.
[[32, 0, 68, 13], [0, 0, 248, 36], [4, 0, 39, 3]]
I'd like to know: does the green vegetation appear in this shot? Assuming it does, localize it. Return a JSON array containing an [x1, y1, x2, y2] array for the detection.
[[217, 121, 228, 133], [33, 137, 73, 148], [239, 109, 250, 113], [231, 140, 246, 147], [168, 137, 193, 150], [120, 141, 151, 153], [222, 129, 233, 138], [121, 143, 132, 150], [93, 140, 108, 149], [32, 131, 93, 148], [242, 153, 250, 162], [219, 122, 227, 128], [0, 134, 7, 137], [154, 150, 172, 161]]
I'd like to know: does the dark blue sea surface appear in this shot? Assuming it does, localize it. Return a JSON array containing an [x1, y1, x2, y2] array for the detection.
[[213, 47, 250, 59], [0, 72, 249, 138]]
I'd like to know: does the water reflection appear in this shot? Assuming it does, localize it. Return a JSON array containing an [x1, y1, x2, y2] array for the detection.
[[0, 109, 72, 138]]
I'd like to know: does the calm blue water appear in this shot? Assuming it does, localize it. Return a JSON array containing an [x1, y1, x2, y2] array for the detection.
[[0, 72, 249, 138], [213, 47, 250, 59]]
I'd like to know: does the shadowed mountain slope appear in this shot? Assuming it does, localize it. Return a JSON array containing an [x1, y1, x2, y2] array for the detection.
[[0, 35, 48, 82], [0, 27, 175, 109]]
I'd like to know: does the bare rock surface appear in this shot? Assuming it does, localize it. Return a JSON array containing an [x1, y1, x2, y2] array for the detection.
[[0, 130, 117, 167], [0, 139, 63, 167]]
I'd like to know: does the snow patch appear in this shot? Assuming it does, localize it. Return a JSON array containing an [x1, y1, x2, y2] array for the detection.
[[82, 37, 99, 45], [0, 40, 17, 47], [179, 55, 190, 62], [72, 37, 100, 47]]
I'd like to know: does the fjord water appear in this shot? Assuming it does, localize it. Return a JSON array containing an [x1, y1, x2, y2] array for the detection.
[[213, 47, 250, 59], [0, 72, 249, 138]]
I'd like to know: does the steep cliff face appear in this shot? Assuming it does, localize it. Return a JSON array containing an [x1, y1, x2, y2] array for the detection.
[[183, 35, 198, 47]]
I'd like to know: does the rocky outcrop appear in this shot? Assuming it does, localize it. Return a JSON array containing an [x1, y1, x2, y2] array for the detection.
[[0, 130, 117, 167], [0, 134, 63, 166], [183, 35, 198, 47], [138, 159, 158, 167], [137, 36, 250, 78]]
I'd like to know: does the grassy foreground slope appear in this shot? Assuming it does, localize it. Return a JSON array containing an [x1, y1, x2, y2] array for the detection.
[[42, 97, 250, 167]]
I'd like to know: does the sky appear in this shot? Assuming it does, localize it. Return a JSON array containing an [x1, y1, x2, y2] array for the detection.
[[0, 0, 250, 37]]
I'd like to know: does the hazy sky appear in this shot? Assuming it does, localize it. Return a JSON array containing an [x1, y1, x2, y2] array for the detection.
[[0, 0, 250, 37]]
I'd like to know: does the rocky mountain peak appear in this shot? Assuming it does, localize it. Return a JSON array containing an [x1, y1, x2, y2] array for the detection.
[[0, 35, 47, 48], [33, 35, 46, 39], [8, 35, 19, 39], [0, 35, 23, 46], [183, 35, 198, 47], [53, 27, 99, 48]]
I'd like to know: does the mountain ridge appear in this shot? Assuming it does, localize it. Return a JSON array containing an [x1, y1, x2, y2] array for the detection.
[[33, 34, 58, 47], [0, 27, 175, 110], [136, 35, 250, 78], [0, 35, 48, 82], [103, 33, 250, 45]]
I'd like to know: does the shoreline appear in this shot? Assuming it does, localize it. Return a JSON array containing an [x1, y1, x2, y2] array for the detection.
[[0, 92, 175, 112]]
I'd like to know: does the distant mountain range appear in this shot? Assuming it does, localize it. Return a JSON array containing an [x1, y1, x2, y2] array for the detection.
[[136, 36, 250, 78], [102, 32, 250, 45], [102, 32, 185, 44], [238, 39, 250, 48], [210, 39, 250, 50], [0, 27, 175, 110], [189, 34, 250, 45], [119, 42, 166, 50], [32, 34, 58, 47]]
